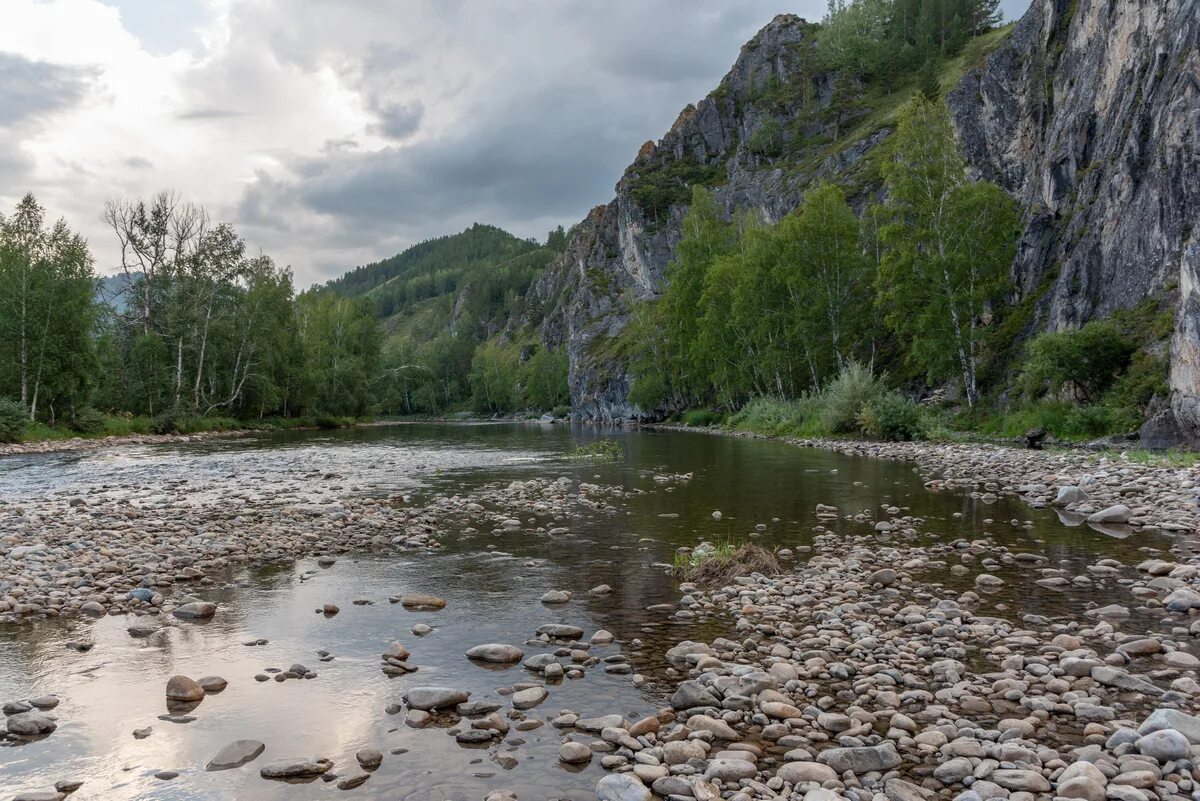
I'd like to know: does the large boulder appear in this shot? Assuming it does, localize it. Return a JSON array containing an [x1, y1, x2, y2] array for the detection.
[[403, 686, 470, 710], [465, 643, 524, 663]]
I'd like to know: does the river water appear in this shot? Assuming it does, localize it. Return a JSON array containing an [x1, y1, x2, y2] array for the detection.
[[0, 423, 1181, 800]]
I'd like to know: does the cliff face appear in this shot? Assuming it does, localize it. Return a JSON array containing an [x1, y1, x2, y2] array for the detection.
[[534, 2, 1200, 437], [948, 0, 1200, 441], [530, 15, 871, 420]]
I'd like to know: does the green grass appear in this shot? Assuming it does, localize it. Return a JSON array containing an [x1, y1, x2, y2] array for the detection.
[[672, 542, 781, 584], [673, 541, 738, 572], [18, 413, 359, 443], [567, 439, 623, 461], [1117, 450, 1200, 467], [965, 400, 1142, 442]]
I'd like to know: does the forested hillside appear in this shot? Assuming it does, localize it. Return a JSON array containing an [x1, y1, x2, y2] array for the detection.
[[323, 224, 571, 417]]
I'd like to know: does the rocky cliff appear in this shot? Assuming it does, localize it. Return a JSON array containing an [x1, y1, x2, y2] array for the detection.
[[532, 2, 1200, 439], [948, 0, 1200, 443]]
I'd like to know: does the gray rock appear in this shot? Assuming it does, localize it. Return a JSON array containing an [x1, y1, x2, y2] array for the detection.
[[466, 643, 525, 663], [171, 601, 216, 619], [206, 739, 266, 770], [536, 623, 583, 638], [403, 686, 470, 710], [1087, 504, 1133, 524], [1136, 728, 1190, 761], [816, 742, 901, 774], [1138, 708, 1200, 743], [670, 680, 720, 709], [6, 710, 57, 736], [259, 757, 333, 779], [595, 773, 651, 801]]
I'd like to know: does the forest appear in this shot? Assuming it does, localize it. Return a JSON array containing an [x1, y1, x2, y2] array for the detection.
[[0, 192, 380, 442]]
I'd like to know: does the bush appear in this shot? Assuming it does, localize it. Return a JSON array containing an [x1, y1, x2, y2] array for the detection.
[[150, 412, 178, 435], [1023, 322, 1135, 403], [551, 404, 572, 419], [819, 362, 885, 433], [70, 407, 107, 435], [0, 399, 28, 443], [728, 395, 823, 437], [858, 392, 923, 440], [682, 409, 723, 427]]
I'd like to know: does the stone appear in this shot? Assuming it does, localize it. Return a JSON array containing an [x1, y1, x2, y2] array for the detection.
[[466, 643, 525, 663], [403, 686, 470, 710], [259, 757, 333, 779], [541, 590, 571, 603], [816, 742, 901, 774], [596, 773, 651, 801], [1053, 486, 1089, 505], [559, 741, 592, 763], [704, 759, 757, 782], [1087, 504, 1132, 524], [777, 761, 839, 784], [536, 623, 583, 638], [671, 680, 720, 709], [165, 675, 205, 702], [196, 676, 227, 693], [356, 748, 383, 770], [990, 770, 1050, 793], [206, 739, 266, 770], [511, 686, 548, 709], [1136, 728, 1190, 761], [400, 594, 446, 610], [172, 601, 216, 619], [6, 711, 57, 736], [664, 739, 706, 764], [1138, 708, 1200, 743]]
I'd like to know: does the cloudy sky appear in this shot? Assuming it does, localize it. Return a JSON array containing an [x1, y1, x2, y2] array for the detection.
[[0, 0, 1030, 287]]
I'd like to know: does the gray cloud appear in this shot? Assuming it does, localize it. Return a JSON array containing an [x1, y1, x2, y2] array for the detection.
[[371, 101, 424, 140], [219, 0, 798, 282], [176, 107, 250, 121], [0, 52, 94, 127]]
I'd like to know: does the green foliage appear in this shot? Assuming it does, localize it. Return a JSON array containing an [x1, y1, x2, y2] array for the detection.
[[627, 158, 726, 226], [1022, 321, 1135, 403], [857, 392, 924, 440], [681, 409, 724, 427], [746, 119, 785, 158], [0, 398, 28, 443], [567, 439, 623, 460], [468, 342, 520, 414], [877, 95, 1020, 406], [971, 400, 1140, 441], [819, 0, 1003, 79], [522, 346, 569, 411], [818, 362, 888, 433], [69, 406, 107, 435], [727, 395, 826, 437]]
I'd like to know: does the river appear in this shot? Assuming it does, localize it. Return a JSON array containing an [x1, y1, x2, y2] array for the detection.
[[0, 423, 1182, 800]]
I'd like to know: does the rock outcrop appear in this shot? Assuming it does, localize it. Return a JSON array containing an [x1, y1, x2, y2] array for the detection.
[[532, 2, 1199, 433]]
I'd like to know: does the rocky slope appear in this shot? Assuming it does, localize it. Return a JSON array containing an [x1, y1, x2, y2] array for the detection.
[[531, 1, 1200, 439], [947, 0, 1200, 444]]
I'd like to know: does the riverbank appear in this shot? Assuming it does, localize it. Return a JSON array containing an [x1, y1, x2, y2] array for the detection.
[[648, 423, 1200, 536]]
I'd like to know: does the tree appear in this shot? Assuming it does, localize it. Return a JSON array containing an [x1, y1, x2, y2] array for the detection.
[[0, 194, 97, 420], [876, 95, 1020, 406], [658, 187, 735, 405], [1023, 322, 1135, 403], [774, 183, 871, 372], [469, 342, 519, 414]]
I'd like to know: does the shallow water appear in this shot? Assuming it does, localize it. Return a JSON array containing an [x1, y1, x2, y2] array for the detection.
[[0, 423, 1183, 800]]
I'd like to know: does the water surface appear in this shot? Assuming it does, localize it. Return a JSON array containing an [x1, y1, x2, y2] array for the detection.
[[0, 423, 1180, 800]]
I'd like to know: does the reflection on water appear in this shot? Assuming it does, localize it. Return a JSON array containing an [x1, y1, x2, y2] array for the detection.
[[0, 423, 1182, 799]]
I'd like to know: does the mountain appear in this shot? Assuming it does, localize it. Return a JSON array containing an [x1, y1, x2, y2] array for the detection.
[[323, 223, 554, 343], [527, 0, 1199, 442]]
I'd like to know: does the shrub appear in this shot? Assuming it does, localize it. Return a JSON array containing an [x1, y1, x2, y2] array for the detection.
[[0, 399, 28, 443], [819, 362, 885, 433], [150, 412, 178, 435], [1023, 321, 1135, 403], [70, 407, 107, 435], [551, 404, 572, 419], [858, 392, 923, 441], [728, 395, 823, 437], [682, 409, 723, 427]]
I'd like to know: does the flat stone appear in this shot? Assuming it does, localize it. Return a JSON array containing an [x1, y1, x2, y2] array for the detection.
[[259, 757, 333, 779], [511, 686, 548, 709], [816, 742, 901, 774], [6, 711, 57, 736], [466, 643, 525, 663], [536, 623, 583, 638], [206, 739, 266, 770], [172, 601, 216, 619], [403, 686, 470, 710], [400, 594, 445, 609]]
